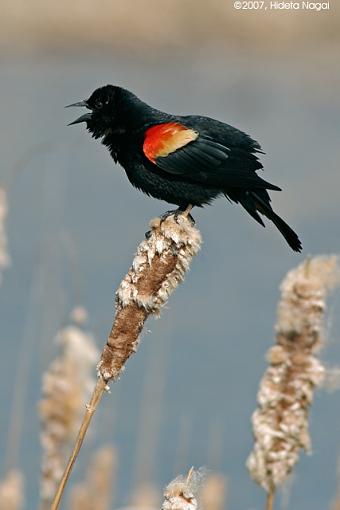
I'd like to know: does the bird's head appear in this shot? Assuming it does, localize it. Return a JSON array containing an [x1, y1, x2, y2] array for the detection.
[[66, 85, 121, 139]]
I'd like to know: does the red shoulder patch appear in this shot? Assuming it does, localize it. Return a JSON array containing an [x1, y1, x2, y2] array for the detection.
[[143, 122, 198, 164]]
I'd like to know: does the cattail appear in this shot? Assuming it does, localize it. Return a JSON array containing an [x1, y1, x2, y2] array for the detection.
[[68, 446, 117, 510], [162, 468, 204, 510], [200, 473, 228, 510], [39, 309, 99, 509], [99, 215, 201, 381], [51, 215, 201, 510], [247, 256, 340, 508], [0, 470, 24, 510], [0, 187, 10, 282]]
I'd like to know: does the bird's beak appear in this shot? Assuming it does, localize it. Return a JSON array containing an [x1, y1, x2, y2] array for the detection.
[[68, 113, 92, 126], [65, 100, 92, 126], [65, 100, 88, 108]]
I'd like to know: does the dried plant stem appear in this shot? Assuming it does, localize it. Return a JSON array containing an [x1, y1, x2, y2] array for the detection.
[[51, 215, 201, 510], [51, 377, 106, 510], [265, 489, 275, 510]]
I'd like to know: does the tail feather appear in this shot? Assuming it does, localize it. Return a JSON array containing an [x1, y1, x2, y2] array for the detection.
[[228, 188, 302, 252], [251, 190, 302, 252], [267, 210, 302, 252], [237, 192, 265, 227]]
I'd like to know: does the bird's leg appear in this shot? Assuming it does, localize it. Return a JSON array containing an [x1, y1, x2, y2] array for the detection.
[[175, 204, 195, 224], [145, 204, 195, 238], [181, 204, 195, 224], [145, 209, 180, 238], [159, 207, 183, 222], [160, 204, 195, 225]]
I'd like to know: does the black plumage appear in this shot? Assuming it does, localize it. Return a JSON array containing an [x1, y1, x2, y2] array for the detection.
[[67, 85, 302, 252]]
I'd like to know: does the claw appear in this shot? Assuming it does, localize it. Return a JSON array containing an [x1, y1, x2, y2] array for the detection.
[[160, 209, 181, 223], [160, 207, 195, 225], [187, 213, 195, 225]]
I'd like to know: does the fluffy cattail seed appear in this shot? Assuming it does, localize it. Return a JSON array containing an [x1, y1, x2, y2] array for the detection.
[[247, 256, 340, 498]]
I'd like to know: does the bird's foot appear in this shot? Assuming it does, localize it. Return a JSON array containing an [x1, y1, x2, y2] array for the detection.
[[160, 205, 195, 225], [185, 213, 195, 225], [160, 208, 182, 223], [145, 206, 195, 238]]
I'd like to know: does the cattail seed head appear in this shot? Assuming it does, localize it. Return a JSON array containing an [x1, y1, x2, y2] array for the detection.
[[162, 469, 204, 510], [247, 256, 340, 493], [39, 310, 98, 507], [99, 215, 201, 382]]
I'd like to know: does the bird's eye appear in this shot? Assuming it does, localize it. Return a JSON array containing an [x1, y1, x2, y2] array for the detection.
[[95, 97, 110, 109]]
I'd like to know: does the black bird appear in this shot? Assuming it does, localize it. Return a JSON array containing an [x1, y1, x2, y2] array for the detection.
[[67, 85, 302, 252]]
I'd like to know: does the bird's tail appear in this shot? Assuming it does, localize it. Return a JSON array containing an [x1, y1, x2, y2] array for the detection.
[[235, 189, 302, 252], [265, 208, 302, 252]]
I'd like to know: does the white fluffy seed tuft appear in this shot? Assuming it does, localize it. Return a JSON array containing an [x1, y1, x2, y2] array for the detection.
[[247, 256, 340, 492]]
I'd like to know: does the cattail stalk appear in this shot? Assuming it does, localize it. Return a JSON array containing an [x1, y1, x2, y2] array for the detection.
[[265, 490, 275, 510], [51, 215, 202, 510], [247, 256, 340, 508]]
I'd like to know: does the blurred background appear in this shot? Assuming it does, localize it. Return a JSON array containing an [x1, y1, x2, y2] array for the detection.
[[1, 1, 340, 509]]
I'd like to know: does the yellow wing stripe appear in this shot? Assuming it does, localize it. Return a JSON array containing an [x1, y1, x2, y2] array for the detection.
[[143, 123, 199, 163]]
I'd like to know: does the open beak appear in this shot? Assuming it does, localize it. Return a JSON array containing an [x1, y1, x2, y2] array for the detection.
[[65, 100, 92, 125], [65, 100, 88, 108], [68, 113, 92, 126]]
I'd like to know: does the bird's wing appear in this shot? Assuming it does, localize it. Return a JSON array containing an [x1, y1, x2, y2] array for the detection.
[[142, 122, 278, 189], [143, 122, 228, 177]]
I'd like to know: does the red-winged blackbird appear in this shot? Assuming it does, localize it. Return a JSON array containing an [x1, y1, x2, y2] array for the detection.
[[67, 85, 302, 252]]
